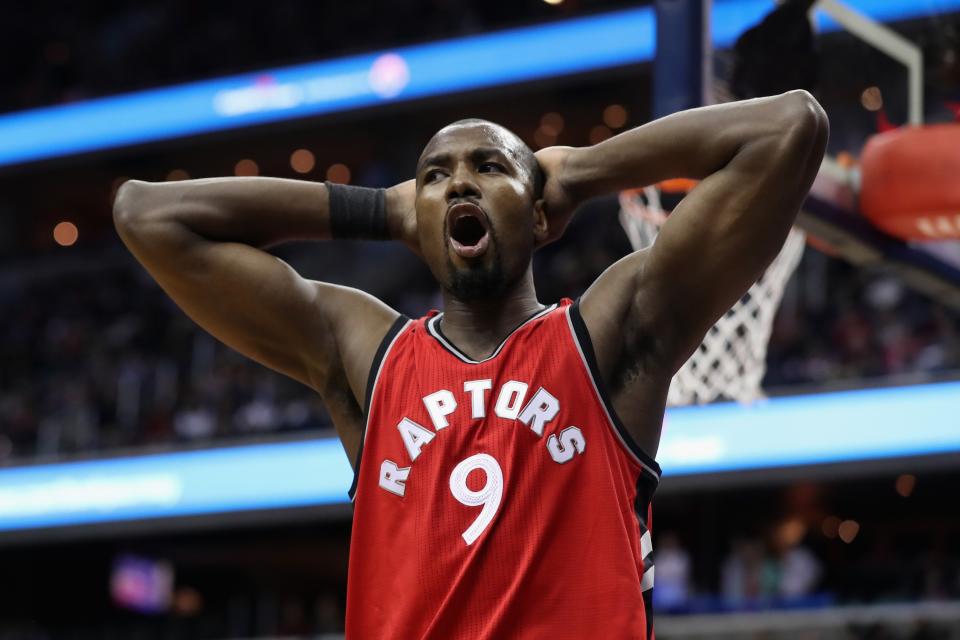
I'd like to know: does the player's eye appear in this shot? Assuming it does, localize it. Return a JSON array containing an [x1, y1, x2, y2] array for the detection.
[[478, 162, 504, 173], [425, 169, 446, 182]]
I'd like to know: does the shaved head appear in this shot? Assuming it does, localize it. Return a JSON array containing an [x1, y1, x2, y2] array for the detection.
[[418, 118, 543, 199]]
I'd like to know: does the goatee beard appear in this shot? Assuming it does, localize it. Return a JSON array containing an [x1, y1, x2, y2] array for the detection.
[[446, 253, 507, 300]]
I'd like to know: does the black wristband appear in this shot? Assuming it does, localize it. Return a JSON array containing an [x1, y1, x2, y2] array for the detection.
[[325, 181, 390, 240]]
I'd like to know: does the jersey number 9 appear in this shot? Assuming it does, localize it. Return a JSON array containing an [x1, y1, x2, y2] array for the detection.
[[449, 453, 504, 545]]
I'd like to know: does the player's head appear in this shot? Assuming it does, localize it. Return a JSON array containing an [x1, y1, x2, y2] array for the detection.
[[414, 118, 546, 301]]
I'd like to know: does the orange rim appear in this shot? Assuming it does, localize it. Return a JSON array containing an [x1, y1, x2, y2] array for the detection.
[[620, 179, 699, 198], [805, 232, 840, 257], [659, 178, 699, 193]]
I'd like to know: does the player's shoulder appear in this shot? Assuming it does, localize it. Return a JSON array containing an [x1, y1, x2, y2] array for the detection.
[[576, 250, 658, 355], [309, 281, 403, 339], [579, 250, 652, 324], [306, 281, 405, 398]]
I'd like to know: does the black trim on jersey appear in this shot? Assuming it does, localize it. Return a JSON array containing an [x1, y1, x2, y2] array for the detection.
[[642, 589, 655, 638], [634, 472, 657, 533], [348, 314, 410, 501], [568, 298, 662, 478], [635, 471, 657, 638], [427, 303, 557, 364]]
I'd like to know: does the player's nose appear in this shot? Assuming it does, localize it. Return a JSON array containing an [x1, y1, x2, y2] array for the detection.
[[445, 164, 480, 202]]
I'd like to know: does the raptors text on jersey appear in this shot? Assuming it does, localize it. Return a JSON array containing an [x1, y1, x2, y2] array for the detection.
[[345, 297, 660, 639]]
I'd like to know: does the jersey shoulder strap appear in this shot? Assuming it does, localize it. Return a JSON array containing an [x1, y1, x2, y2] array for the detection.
[[348, 314, 411, 500]]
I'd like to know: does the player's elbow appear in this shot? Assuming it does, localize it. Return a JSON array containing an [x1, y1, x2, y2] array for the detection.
[[112, 180, 184, 254], [756, 91, 829, 182], [113, 179, 159, 230], [113, 179, 211, 273], [777, 90, 829, 153]]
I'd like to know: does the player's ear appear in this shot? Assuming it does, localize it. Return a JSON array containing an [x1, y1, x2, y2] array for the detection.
[[532, 198, 549, 247]]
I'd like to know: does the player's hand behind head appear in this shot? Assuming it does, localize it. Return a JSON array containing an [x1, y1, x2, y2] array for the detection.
[[387, 178, 420, 256], [534, 146, 578, 247]]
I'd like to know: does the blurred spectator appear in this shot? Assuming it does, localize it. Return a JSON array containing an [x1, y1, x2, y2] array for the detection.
[[731, 0, 819, 99], [173, 393, 217, 441], [779, 543, 822, 600], [721, 537, 766, 606], [652, 531, 692, 611]]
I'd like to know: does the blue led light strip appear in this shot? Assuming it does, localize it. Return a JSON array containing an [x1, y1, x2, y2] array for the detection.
[[0, 381, 957, 533], [1, 0, 958, 167], [0, 440, 352, 532], [658, 380, 960, 475], [0, 9, 654, 168]]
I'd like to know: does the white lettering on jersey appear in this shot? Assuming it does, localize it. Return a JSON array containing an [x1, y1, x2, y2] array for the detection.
[[397, 417, 435, 461], [494, 380, 528, 420], [518, 387, 560, 436], [547, 426, 586, 463], [379, 460, 411, 496], [463, 379, 492, 419], [377, 381, 602, 501], [422, 389, 457, 430]]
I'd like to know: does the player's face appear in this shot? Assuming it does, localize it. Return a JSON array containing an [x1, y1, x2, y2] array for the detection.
[[415, 124, 545, 301]]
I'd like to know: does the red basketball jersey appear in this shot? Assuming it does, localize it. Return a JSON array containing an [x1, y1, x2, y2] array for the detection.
[[345, 297, 660, 639]]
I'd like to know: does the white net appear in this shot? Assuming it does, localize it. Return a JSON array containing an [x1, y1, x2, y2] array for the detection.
[[618, 187, 806, 406]]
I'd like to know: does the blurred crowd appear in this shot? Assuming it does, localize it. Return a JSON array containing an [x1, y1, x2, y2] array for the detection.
[[765, 254, 960, 389], [653, 528, 960, 613], [646, 527, 960, 640], [1, 237, 958, 463], [1, 519, 956, 640], [0, 262, 335, 462], [1, 0, 596, 116]]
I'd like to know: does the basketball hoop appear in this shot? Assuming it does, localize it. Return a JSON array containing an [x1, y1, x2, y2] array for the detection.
[[619, 185, 806, 406]]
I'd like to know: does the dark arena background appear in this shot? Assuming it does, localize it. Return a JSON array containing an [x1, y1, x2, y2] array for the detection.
[[3, 1, 960, 638]]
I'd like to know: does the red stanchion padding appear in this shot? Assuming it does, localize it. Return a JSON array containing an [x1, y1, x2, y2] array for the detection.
[[859, 124, 960, 240]]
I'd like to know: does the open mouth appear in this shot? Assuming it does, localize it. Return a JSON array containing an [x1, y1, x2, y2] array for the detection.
[[447, 203, 491, 259]]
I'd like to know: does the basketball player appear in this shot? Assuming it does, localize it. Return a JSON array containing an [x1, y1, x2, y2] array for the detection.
[[114, 90, 827, 638]]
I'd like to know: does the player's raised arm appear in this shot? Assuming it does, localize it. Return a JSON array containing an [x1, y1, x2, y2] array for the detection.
[[542, 91, 827, 370], [112, 176, 417, 462]]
